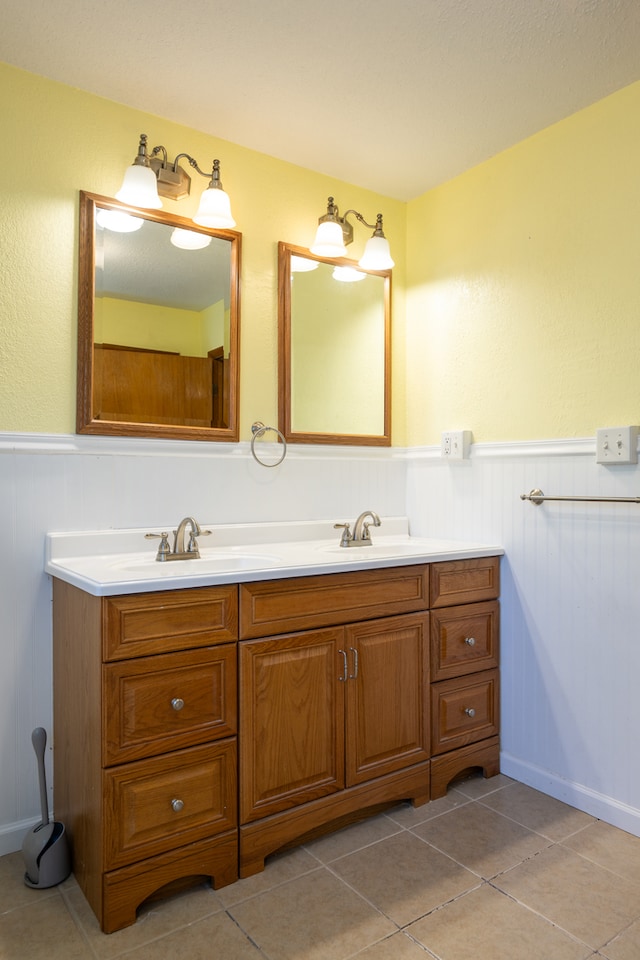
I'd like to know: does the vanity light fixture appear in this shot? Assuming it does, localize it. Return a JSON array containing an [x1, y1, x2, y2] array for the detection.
[[115, 133, 236, 228], [96, 208, 144, 233], [170, 228, 212, 250], [310, 196, 394, 270], [332, 265, 367, 282], [290, 255, 319, 272]]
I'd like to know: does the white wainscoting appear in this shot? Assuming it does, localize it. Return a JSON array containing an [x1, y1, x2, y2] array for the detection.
[[406, 439, 640, 836], [2, 432, 638, 855], [0, 433, 406, 855]]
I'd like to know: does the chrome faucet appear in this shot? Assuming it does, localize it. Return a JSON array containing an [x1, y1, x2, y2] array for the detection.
[[145, 517, 211, 561], [334, 510, 381, 547]]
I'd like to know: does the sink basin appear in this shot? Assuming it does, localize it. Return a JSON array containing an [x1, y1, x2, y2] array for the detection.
[[107, 551, 281, 573]]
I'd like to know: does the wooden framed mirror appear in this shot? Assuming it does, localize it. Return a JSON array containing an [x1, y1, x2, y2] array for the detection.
[[77, 191, 241, 441], [278, 242, 391, 445]]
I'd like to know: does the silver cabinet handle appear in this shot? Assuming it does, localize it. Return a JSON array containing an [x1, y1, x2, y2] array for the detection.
[[464, 707, 476, 718], [171, 798, 184, 812], [348, 646, 359, 679], [338, 649, 348, 681], [464, 637, 476, 646], [171, 697, 185, 711]]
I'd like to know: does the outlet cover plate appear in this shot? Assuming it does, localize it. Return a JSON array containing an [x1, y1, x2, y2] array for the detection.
[[596, 425, 638, 464], [441, 430, 472, 460]]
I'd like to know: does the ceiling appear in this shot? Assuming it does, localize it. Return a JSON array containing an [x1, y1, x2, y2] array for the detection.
[[2, 0, 640, 201]]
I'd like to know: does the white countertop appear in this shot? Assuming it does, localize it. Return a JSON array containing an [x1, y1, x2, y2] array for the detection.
[[45, 517, 504, 596]]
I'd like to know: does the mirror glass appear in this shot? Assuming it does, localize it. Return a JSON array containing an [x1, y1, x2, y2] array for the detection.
[[278, 242, 391, 445], [77, 191, 241, 441]]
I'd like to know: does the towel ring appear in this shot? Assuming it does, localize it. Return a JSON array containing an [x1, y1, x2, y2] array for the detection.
[[250, 422, 287, 467]]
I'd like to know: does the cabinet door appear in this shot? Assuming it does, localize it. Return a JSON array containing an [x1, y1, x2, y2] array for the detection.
[[239, 628, 345, 824], [344, 613, 430, 786]]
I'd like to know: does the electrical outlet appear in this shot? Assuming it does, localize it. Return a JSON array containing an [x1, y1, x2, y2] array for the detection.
[[441, 430, 472, 460], [596, 425, 638, 464]]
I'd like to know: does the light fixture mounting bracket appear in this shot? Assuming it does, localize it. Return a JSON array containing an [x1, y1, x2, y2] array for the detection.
[[149, 157, 192, 200]]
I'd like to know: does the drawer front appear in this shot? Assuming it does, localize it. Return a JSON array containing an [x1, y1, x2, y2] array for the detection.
[[431, 669, 499, 755], [104, 585, 238, 660], [104, 740, 237, 869], [430, 557, 500, 608], [104, 646, 237, 765], [239, 565, 429, 639], [431, 601, 499, 681]]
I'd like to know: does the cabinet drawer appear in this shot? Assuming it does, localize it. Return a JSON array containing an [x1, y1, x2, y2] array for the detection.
[[104, 740, 237, 869], [431, 669, 499, 755], [104, 646, 237, 765], [430, 557, 499, 608], [239, 565, 429, 639], [104, 585, 238, 660], [431, 601, 499, 681]]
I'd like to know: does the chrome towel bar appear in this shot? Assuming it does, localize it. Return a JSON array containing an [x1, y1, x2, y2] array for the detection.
[[521, 488, 640, 506]]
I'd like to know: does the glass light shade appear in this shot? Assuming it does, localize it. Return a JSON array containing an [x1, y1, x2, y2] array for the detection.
[[115, 163, 162, 209], [333, 266, 367, 282], [291, 255, 319, 272], [170, 227, 212, 250], [96, 208, 144, 233], [310, 220, 348, 258], [358, 235, 394, 270], [193, 187, 236, 228]]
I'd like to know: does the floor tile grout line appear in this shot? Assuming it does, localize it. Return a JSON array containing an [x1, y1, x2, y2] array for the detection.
[[221, 860, 328, 908], [321, 849, 487, 938], [485, 878, 604, 954], [226, 909, 272, 960], [56, 884, 103, 960], [556, 837, 640, 889], [474, 796, 599, 844]]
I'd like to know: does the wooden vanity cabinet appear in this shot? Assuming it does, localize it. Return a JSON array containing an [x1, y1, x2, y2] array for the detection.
[[429, 557, 501, 798], [52, 552, 501, 927], [52, 581, 239, 933]]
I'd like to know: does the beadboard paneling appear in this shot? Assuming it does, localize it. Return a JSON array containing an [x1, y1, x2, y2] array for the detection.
[[407, 446, 640, 834]]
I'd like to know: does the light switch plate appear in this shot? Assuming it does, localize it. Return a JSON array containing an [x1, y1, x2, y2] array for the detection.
[[596, 425, 638, 464]]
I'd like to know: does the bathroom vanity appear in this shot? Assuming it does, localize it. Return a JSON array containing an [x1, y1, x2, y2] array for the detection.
[[47, 519, 502, 932]]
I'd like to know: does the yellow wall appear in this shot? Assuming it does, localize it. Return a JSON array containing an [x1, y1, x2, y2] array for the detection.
[[3, 60, 639, 447], [406, 79, 640, 445], [96, 297, 220, 356], [0, 62, 406, 440]]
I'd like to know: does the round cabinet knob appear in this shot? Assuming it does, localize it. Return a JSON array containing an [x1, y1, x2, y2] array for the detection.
[[171, 697, 185, 711], [464, 707, 476, 718], [464, 637, 476, 646], [171, 798, 184, 812]]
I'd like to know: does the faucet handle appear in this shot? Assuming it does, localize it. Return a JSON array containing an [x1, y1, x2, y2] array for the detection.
[[334, 522, 352, 547], [187, 528, 212, 554], [145, 532, 171, 561]]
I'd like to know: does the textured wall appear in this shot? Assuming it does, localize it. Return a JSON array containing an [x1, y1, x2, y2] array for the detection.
[[0, 63, 406, 441], [405, 79, 640, 445]]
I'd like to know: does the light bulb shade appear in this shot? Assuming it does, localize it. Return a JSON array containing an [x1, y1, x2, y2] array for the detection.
[[170, 227, 212, 250], [115, 163, 162, 209], [193, 187, 236, 228], [310, 220, 348, 258], [358, 235, 394, 270], [96, 208, 145, 233], [333, 266, 367, 282]]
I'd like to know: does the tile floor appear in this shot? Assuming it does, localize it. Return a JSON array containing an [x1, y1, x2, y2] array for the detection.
[[2, 774, 640, 959]]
